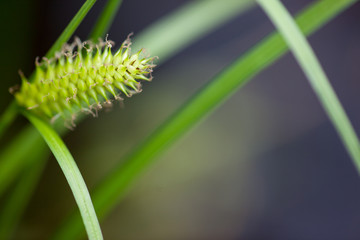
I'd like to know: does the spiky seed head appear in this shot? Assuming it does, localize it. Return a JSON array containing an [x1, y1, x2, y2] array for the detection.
[[13, 36, 156, 124]]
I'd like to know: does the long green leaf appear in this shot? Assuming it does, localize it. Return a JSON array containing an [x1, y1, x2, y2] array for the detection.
[[54, 0, 358, 239], [0, 0, 97, 139], [256, 0, 360, 172], [23, 112, 103, 240], [89, 0, 123, 40]]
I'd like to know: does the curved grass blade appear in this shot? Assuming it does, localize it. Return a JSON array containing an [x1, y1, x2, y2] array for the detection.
[[89, 0, 123, 40], [0, 0, 97, 139], [53, 0, 358, 239], [23, 112, 103, 240], [256, 0, 360, 172]]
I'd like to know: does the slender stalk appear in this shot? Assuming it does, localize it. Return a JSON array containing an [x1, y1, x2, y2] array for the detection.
[[23, 112, 103, 240], [256, 0, 360, 172], [89, 0, 123, 40], [53, 0, 358, 239]]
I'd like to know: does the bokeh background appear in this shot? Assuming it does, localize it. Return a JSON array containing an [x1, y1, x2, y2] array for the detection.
[[1, 0, 360, 239]]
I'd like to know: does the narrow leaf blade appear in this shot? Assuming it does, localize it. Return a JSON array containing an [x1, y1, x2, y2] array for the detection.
[[256, 0, 360, 171], [23, 112, 103, 240]]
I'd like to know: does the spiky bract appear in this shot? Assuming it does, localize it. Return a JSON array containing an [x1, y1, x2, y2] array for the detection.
[[14, 36, 155, 123]]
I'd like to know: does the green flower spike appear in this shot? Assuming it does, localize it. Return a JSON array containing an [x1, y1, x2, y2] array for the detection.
[[13, 35, 156, 126]]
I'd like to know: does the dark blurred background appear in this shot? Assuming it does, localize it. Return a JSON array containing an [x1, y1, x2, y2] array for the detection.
[[1, 0, 360, 239]]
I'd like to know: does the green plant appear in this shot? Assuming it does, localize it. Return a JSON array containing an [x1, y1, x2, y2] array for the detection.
[[0, 0, 358, 239]]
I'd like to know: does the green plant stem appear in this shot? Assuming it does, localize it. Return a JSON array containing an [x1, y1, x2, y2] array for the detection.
[[89, 0, 123, 40], [0, 145, 47, 240], [23, 112, 103, 240], [0, 0, 97, 139], [54, 0, 357, 239], [256, 0, 360, 170]]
